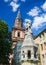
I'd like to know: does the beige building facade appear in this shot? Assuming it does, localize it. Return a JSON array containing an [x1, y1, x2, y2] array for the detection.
[[34, 29, 46, 65]]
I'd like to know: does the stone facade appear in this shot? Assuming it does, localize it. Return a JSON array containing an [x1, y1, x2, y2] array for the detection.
[[9, 10, 46, 65]]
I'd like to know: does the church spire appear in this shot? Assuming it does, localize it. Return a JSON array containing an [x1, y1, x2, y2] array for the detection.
[[14, 10, 23, 28], [17, 10, 21, 18]]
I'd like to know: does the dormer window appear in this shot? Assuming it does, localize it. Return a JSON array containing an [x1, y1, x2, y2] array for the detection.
[[18, 32, 20, 37]]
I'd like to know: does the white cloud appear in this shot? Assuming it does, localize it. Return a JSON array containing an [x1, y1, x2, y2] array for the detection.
[[4, 0, 9, 2], [27, 2, 46, 30], [21, 0, 26, 2], [32, 14, 46, 30], [10, 1, 20, 12], [27, 7, 40, 16], [41, 2, 46, 11], [13, 0, 18, 2], [25, 19, 31, 22]]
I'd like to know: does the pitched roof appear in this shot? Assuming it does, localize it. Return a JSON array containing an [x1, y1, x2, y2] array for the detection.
[[34, 29, 46, 39]]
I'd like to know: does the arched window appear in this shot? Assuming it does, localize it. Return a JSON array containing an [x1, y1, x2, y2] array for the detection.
[[27, 50, 31, 59], [18, 32, 20, 37]]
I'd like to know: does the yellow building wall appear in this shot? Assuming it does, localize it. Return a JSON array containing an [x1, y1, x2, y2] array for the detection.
[[21, 61, 39, 65]]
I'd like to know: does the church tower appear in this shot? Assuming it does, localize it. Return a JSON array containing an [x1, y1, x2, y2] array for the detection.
[[10, 10, 25, 65], [12, 10, 25, 48], [21, 21, 38, 65]]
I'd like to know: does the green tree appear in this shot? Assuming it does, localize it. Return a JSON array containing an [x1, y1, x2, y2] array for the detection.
[[0, 19, 12, 65]]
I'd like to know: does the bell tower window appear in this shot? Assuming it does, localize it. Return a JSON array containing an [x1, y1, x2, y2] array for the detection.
[[18, 32, 20, 37], [28, 50, 31, 59]]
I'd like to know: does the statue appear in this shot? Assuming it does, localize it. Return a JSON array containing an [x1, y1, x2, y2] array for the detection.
[[25, 21, 32, 39]]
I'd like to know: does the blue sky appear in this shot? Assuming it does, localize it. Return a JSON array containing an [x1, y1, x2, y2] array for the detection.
[[0, 0, 46, 36]]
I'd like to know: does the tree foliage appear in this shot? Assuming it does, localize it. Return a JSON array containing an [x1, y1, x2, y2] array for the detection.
[[0, 19, 12, 65]]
